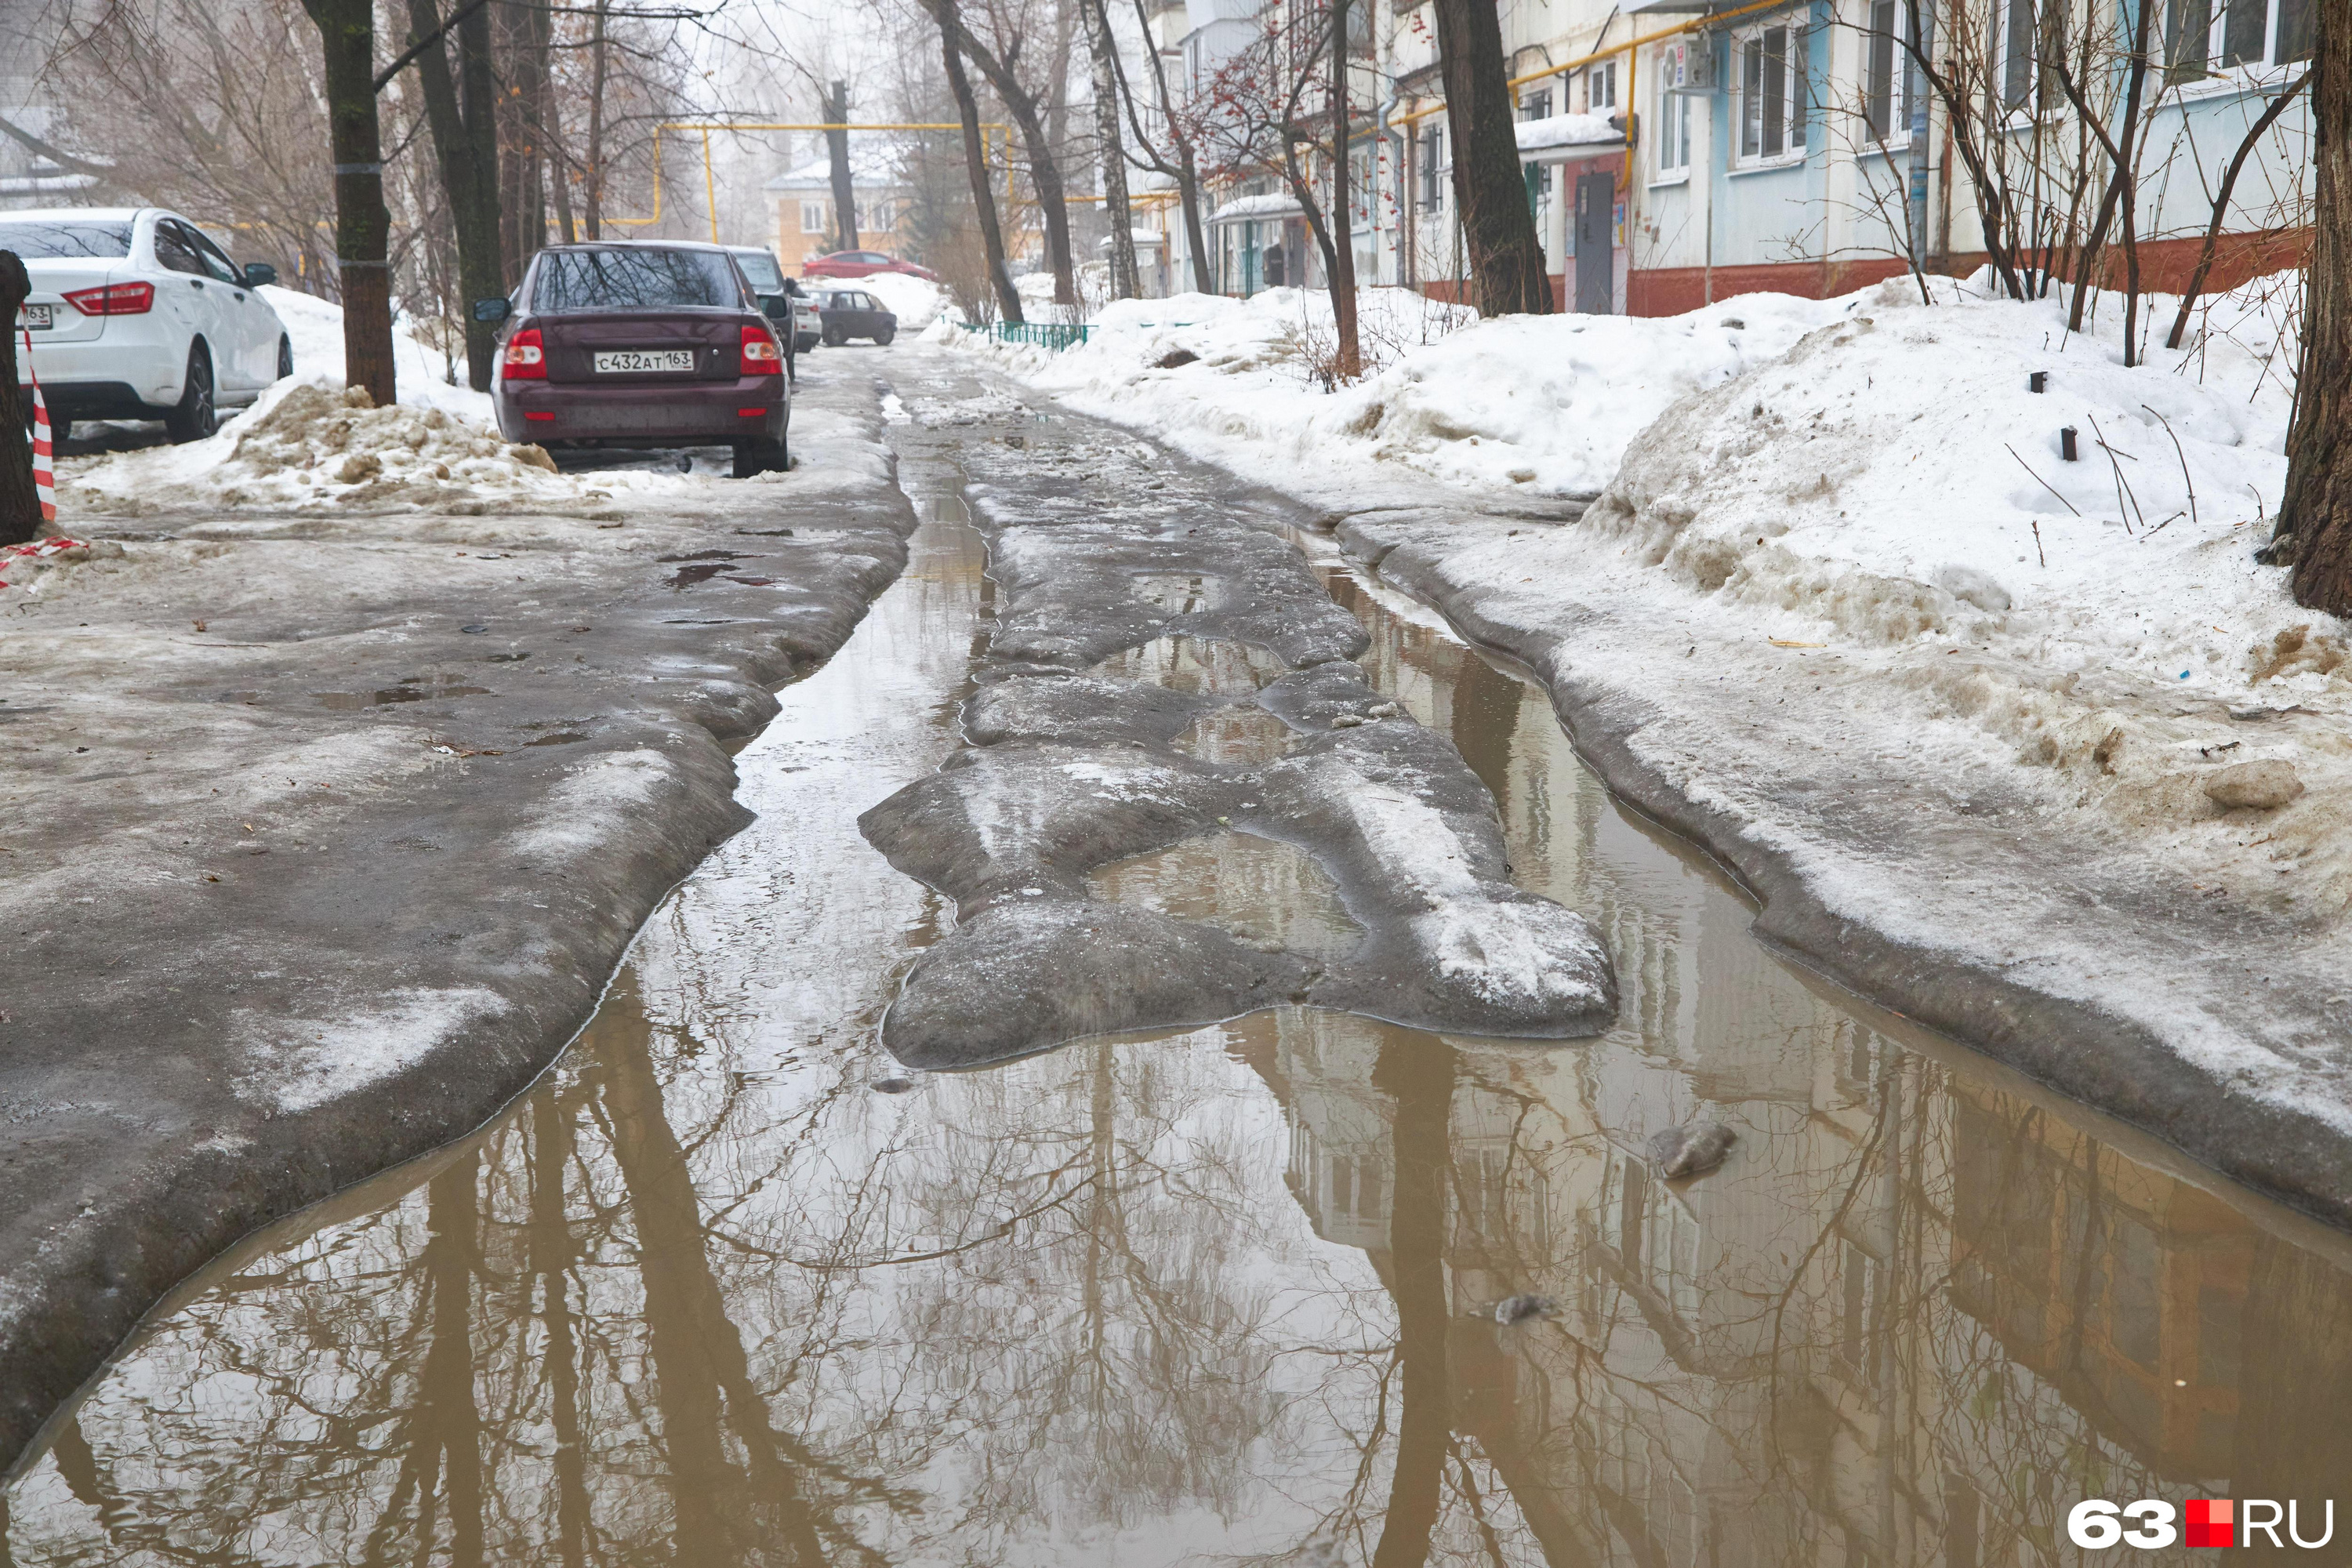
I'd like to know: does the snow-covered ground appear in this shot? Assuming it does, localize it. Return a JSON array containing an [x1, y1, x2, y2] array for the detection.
[[938, 272, 2352, 1197]]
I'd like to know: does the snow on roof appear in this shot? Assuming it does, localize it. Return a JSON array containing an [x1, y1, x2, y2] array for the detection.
[[764, 144, 909, 193], [1515, 111, 1626, 158], [1207, 191, 1300, 224], [1097, 227, 1168, 247]]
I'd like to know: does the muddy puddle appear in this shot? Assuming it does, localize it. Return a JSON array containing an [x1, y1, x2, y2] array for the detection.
[[12, 447, 2352, 1567]]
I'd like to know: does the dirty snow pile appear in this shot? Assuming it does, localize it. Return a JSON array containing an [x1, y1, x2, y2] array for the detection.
[[260, 284, 492, 423], [58, 378, 591, 516], [936, 284, 1859, 495]]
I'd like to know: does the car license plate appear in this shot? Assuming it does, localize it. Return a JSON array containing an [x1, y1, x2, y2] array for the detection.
[[593, 348, 694, 374], [21, 305, 51, 330]]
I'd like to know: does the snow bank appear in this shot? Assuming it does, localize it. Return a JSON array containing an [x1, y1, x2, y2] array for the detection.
[[946, 284, 1842, 495], [260, 285, 492, 423], [856, 270, 945, 330]]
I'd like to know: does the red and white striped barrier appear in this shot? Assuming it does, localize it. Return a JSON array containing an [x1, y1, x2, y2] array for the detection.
[[23, 325, 53, 523]]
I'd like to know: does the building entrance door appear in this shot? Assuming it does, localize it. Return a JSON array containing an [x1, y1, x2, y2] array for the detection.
[[1573, 170, 1615, 314]]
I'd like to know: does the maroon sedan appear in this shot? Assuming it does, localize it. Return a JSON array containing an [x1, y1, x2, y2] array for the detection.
[[479, 241, 789, 477], [799, 248, 938, 283]]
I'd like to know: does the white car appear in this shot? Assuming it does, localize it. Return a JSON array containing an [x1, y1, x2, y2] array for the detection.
[[5, 207, 292, 443]]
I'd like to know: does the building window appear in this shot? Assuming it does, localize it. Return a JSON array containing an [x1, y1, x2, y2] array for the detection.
[[1655, 44, 1692, 175], [1736, 22, 1808, 164], [1418, 126, 1444, 211], [1588, 60, 1617, 111], [1864, 0, 1915, 143], [800, 201, 826, 234], [1521, 88, 1551, 119], [2171, 0, 2315, 78]]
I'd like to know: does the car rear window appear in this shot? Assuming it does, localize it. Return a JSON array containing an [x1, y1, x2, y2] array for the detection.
[[0, 220, 134, 259], [532, 248, 745, 313], [731, 249, 786, 291]]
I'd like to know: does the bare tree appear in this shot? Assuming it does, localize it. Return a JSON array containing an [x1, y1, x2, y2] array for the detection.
[[1431, 0, 1548, 316], [395, 0, 503, 390], [1081, 0, 1138, 299], [933, 0, 1025, 323], [299, 0, 397, 402], [2273, 15, 2351, 612], [1112, 0, 1211, 293], [941, 0, 1080, 309]]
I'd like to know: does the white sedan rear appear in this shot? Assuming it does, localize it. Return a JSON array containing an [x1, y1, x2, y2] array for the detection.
[[5, 207, 292, 443]]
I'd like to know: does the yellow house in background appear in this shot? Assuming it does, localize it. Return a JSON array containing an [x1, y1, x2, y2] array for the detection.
[[764, 148, 913, 274]]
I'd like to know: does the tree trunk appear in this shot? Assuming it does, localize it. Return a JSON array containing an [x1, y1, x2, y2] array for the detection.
[[1083, 0, 1138, 299], [1127, 0, 1213, 292], [407, 0, 505, 391], [2275, 15, 2352, 612], [584, 0, 608, 239], [1430, 0, 1549, 316], [301, 0, 397, 406], [827, 80, 858, 252], [935, 0, 1025, 324], [955, 31, 1080, 307], [1328, 0, 1361, 376], [0, 252, 38, 544]]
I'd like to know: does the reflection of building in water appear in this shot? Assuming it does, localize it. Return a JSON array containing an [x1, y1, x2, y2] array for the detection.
[[1252, 597, 2352, 1567]]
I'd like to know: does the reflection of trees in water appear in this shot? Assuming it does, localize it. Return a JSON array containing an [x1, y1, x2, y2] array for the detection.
[[7, 971, 1354, 1565]]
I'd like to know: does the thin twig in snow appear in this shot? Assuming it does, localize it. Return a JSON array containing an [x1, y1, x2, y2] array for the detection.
[[2140, 403, 2196, 525], [2087, 414, 2146, 532], [2032, 520, 2048, 568], [2140, 510, 2185, 540], [2005, 444, 2082, 516]]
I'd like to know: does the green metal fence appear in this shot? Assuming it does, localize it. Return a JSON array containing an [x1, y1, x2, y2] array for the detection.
[[961, 321, 1093, 351]]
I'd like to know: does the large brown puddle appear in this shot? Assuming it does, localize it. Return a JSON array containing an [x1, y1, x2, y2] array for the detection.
[[10, 447, 2352, 1566]]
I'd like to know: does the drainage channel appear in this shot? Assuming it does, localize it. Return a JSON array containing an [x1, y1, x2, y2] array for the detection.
[[9, 399, 2352, 1568]]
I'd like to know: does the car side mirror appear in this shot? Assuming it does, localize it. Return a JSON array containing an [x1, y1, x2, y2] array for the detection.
[[473, 297, 512, 324], [757, 292, 790, 320], [241, 261, 278, 288], [782, 279, 804, 296]]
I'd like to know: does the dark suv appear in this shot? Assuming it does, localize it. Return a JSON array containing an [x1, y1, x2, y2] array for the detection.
[[479, 241, 789, 477], [817, 289, 898, 347]]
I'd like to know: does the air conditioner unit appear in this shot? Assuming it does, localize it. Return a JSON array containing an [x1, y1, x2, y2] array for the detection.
[[1662, 41, 1718, 94]]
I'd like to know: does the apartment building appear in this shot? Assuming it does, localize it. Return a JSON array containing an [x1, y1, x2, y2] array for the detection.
[[1160, 0, 2313, 314]]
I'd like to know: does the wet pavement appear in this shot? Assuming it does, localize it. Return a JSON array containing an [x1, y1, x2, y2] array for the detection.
[[10, 353, 2352, 1566]]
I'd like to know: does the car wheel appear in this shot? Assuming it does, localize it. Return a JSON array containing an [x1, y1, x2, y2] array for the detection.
[[277, 336, 294, 380], [823, 326, 845, 347], [731, 435, 786, 479], [165, 345, 216, 444], [874, 328, 895, 347]]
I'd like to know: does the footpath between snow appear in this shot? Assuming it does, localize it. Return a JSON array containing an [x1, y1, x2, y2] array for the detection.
[[937, 275, 2352, 1227], [0, 361, 915, 1472]]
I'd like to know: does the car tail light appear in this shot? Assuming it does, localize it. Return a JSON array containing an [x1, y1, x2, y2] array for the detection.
[[739, 323, 784, 376], [503, 327, 546, 380], [62, 281, 155, 316], [738, 407, 768, 417]]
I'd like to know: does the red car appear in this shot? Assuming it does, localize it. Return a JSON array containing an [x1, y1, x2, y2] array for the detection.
[[480, 241, 789, 478], [799, 249, 938, 283]]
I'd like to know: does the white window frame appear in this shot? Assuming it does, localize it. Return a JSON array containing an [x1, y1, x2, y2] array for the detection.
[[1732, 18, 1809, 169], [2163, 0, 2315, 93], [1860, 0, 1918, 149], [1653, 42, 1693, 180], [800, 201, 826, 235], [1588, 59, 1618, 112]]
